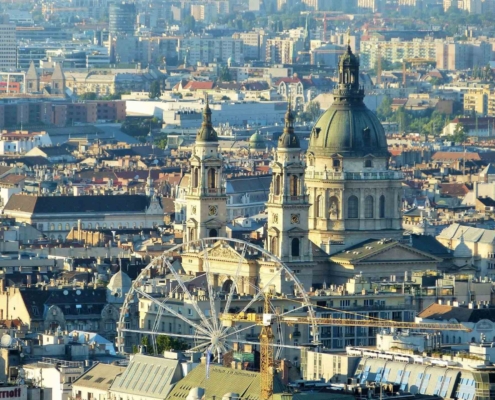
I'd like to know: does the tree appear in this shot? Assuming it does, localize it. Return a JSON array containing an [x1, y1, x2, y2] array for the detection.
[[149, 81, 162, 99], [136, 335, 188, 354], [219, 66, 232, 82], [183, 15, 196, 32], [452, 123, 467, 143], [156, 335, 189, 353], [79, 92, 97, 100], [306, 101, 321, 121], [376, 96, 393, 121]]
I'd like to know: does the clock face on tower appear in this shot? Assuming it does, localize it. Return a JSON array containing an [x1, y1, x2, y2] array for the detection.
[[208, 205, 218, 216], [291, 214, 300, 224]]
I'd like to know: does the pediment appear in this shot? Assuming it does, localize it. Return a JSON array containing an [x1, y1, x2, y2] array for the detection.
[[363, 243, 441, 263], [204, 218, 223, 228], [287, 227, 306, 236], [204, 241, 245, 262]]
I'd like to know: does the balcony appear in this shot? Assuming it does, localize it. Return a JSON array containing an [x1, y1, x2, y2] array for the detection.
[[306, 171, 403, 181]]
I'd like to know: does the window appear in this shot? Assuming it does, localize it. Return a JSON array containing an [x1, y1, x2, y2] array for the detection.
[[365, 196, 374, 218], [208, 168, 216, 189], [379, 195, 385, 218], [290, 175, 298, 196], [348, 195, 358, 218], [274, 175, 281, 195], [364, 159, 373, 168], [192, 168, 199, 188], [270, 236, 278, 256], [291, 238, 300, 257], [316, 195, 322, 217], [65, 223, 70, 230], [332, 159, 340, 168]]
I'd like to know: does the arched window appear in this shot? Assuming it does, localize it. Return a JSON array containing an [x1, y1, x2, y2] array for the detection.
[[96, 223, 100, 229], [364, 159, 373, 168], [445, 335, 449, 344], [379, 195, 385, 218], [365, 196, 374, 218], [348, 196, 359, 219], [333, 159, 340, 168], [274, 175, 281, 195], [316, 195, 322, 217], [65, 223, 70, 230], [291, 238, 300, 257], [209, 229, 218, 237], [50, 224, 55, 231], [208, 168, 216, 189], [87, 223, 92, 229], [270, 236, 278, 256], [329, 196, 339, 218], [193, 168, 199, 188], [290, 175, 298, 196]]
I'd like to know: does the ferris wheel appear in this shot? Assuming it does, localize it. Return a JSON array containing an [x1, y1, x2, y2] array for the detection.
[[117, 238, 317, 362]]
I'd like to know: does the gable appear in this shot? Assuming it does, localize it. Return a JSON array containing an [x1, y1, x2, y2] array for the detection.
[[205, 242, 244, 262], [362, 245, 440, 263]]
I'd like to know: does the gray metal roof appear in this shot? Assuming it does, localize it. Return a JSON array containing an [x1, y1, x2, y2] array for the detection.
[[110, 353, 182, 399], [437, 223, 495, 244]]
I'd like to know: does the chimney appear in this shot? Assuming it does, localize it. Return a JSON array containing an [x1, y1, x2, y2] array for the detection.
[[474, 181, 479, 198]]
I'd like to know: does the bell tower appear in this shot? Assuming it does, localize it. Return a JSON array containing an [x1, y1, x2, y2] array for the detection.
[[266, 104, 312, 266], [185, 98, 226, 242]]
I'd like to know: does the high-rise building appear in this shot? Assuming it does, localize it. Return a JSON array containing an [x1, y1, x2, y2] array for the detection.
[[109, 2, 136, 35], [0, 14, 17, 71]]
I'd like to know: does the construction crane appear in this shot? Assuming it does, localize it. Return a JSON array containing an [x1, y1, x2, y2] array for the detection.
[[220, 294, 471, 400]]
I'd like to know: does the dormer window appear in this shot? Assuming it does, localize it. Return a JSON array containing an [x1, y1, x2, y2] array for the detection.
[[333, 159, 341, 168], [364, 159, 373, 168]]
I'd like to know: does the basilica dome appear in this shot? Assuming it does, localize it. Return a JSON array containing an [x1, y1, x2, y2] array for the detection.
[[308, 45, 389, 158], [249, 131, 265, 149]]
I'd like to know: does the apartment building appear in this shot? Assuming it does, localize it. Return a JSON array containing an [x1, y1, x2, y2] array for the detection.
[[436, 41, 492, 70], [265, 37, 304, 64], [360, 38, 492, 71], [177, 37, 243, 65], [0, 15, 17, 71], [360, 38, 437, 70]]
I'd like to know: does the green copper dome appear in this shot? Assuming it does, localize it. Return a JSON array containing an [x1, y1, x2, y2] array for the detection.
[[249, 131, 265, 149], [308, 45, 388, 158]]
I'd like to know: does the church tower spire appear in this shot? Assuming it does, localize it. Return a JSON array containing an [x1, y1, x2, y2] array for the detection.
[[266, 102, 312, 280], [185, 97, 226, 242]]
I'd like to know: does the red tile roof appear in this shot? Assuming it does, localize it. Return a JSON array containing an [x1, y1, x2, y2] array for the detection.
[[183, 81, 215, 90]]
